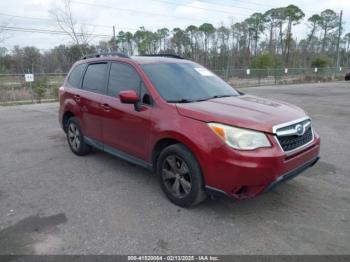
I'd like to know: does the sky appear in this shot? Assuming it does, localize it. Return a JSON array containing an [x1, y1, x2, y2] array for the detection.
[[0, 0, 349, 51]]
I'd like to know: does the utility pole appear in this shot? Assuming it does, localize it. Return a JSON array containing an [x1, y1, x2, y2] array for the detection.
[[335, 10, 343, 75], [112, 25, 117, 51]]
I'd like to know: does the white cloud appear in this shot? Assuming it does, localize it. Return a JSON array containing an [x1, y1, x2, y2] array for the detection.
[[174, 1, 207, 17], [30, 0, 50, 5], [0, 0, 348, 50]]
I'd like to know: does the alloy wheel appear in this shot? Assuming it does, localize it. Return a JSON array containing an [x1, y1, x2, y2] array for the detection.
[[162, 155, 192, 198], [68, 123, 81, 151]]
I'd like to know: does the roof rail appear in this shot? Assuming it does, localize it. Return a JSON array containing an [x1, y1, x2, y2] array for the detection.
[[142, 54, 184, 59], [82, 52, 130, 60]]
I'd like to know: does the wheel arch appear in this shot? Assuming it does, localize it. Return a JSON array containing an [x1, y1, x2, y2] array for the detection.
[[151, 132, 205, 179], [152, 138, 180, 170], [62, 111, 75, 132]]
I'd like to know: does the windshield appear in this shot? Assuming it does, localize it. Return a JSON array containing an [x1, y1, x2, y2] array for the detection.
[[141, 62, 239, 102]]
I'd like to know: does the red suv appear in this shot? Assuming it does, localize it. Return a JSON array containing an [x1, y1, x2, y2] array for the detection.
[[59, 53, 320, 207]]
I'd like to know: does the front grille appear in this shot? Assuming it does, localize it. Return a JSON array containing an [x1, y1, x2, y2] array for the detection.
[[277, 126, 313, 152]]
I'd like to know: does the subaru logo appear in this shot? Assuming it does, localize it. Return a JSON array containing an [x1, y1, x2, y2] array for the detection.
[[295, 124, 304, 136]]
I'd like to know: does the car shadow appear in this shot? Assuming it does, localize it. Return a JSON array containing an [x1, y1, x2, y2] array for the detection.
[[87, 147, 311, 218]]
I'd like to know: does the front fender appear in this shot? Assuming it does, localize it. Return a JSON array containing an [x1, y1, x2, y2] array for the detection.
[[149, 117, 224, 184]]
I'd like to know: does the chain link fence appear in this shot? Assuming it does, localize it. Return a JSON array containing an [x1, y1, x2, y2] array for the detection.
[[0, 68, 348, 104], [213, 67, 348, 88], [0, 73, 65, 105]]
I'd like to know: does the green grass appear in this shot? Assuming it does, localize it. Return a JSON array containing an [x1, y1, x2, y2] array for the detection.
[[0, 99, 58, 106]]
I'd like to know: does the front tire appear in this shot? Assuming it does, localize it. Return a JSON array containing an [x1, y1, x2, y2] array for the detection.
[[66, 117, 91, 156], [157, 144, 207, 207]]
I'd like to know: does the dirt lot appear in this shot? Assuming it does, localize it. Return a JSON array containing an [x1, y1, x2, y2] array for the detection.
[[0, 82, 349, 255]]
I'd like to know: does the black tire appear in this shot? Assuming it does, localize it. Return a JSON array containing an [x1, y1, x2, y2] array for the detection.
[[156, 144, 207, 207], [66, 117, 91, 156]]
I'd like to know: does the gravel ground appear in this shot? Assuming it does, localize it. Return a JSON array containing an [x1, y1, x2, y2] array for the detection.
[[0, 82, 349, 255]]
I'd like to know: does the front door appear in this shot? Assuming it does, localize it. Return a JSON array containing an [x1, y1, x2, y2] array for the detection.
[[79, 62, 108, 142], [100, 62, 153, 162]]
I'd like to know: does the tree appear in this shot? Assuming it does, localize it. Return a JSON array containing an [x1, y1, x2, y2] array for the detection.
[[124, 32, 134, 55], [300, 14, 323, 66], [186, 25, 198, 58], [0, 20, 10, 44], [133, 27, 159, 54], [306, 15, 322, 49], [117, 31, 127, 52], [264, 8, 280, 53], [344, 33, 350, 53], [134, 27, 148, 54], [251, 53, 280, 69], [217, 25, 230, 53], [171, 28, 190, 55], [274, 7, 287, 56], [11, 46, 42, 73], [157, 28, 169, 52], [231, 22, 249, 66], [2, 4, 350, 75], [198, 23, 215, 53], [251, 53, 281, 80], [32, 76, 49, 103], [42, 45, 70, 73], [319, 9, 339, 53], [0, 47, 6, 57], [245, 13, 266, 56], [311, 56, 329, 68], [283, 5, 305, 67], [343, 33, 350, 66], [50, 0, 92, 54], [0, 47, 8, 73]]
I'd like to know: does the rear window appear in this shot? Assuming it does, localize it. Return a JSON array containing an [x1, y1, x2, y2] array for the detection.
[[67, 63, 86, 88], [82, 63, 108, 94]]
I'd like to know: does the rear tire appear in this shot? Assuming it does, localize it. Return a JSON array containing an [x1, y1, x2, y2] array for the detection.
[[66, 117, 91, 156], [157, 144, 207, 207]]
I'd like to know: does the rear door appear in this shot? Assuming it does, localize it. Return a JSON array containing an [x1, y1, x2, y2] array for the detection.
[[100, 62, 153, 162], [79, 62, 108, 142], [61, 63, 86, 126]]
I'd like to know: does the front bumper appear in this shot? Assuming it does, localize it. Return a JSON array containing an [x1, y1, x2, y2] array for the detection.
[[203, 132, 321, 199], [262, 156, 319, 193]]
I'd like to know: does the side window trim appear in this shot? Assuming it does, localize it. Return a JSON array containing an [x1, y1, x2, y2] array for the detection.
[[106, 61, 113, 95], [81, 62, 109, 95], [79, 63, 88, 89]]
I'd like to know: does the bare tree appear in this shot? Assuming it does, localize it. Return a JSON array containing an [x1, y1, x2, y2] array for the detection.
[[0, 26, 5, 44], [0, 19, 11, 44], [50, 0, 92, 54]]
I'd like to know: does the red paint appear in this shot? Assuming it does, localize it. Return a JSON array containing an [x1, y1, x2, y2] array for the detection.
[[119, 90, 140, 104], [59, 56, 320, 199]]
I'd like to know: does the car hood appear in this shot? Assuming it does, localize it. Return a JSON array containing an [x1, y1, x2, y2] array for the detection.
[[176, 95, 307, 133]]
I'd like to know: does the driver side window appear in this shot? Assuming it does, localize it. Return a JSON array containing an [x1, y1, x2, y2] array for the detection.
[[107, 62, 152, 105], [107, 63, 140, 97]]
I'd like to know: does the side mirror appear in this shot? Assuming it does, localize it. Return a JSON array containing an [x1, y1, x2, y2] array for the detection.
[[119, 90, 140, 104]]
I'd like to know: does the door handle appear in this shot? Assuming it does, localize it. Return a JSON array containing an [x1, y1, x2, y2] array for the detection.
[[74, 95, 81, 102], [101, 103, 111, 111]]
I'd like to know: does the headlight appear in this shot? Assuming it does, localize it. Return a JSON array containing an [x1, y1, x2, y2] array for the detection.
[[208, 123, 271, 150]]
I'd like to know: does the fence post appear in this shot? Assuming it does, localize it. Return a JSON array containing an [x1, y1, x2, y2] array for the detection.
[[274, 69, 277, 85]]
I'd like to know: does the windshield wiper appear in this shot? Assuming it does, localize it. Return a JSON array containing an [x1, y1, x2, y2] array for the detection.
[[167, 95, 235, 103], [207, 95, 235, 100], [167, 99, 196, 103]]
